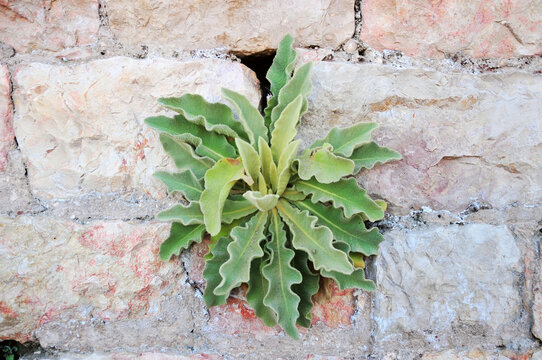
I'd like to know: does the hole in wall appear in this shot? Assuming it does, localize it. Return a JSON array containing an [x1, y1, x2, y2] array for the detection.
[[237, 51, 276, 111], [0, 340, 46, 360]]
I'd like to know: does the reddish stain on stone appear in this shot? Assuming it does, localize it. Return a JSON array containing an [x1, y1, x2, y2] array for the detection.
[[311, 281, 354, 327], [0, 302, 18, 319], [39, 307, 61, 325]]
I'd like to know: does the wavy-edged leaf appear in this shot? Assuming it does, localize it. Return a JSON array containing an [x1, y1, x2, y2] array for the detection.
[[157, 202, 204, 225], [295, 199, 384, 256], [263, 208, 302, 339], [203, 236, 232, 307], [295, 178, 384, 221], [320, 268, 375, 291], [247, 255, 277, 327], [154, 170, 202, 201], [292, 251, 319, 327], [222, 197, 258, 224], [157, 133, 213, 179], [310, 123, 378, 157], [276, 199, 353, 274], [264, 34, 297, 126], [235, 138, 260, 184], [350, 141, 402, 173], [270, 95, 302, 163], [206, 219, 243, 261], [270, 62, 313, 131], [222, 88, 268, 147], [296, 147, 355, 183], [243, 191, 279, 212], [159, 223, 205, 261], [214, 211, 269, 296], [276, 140, 300, 195], [259, 137, 278, 190], [282, 188, 307, 201], [201, 158, 245, 236], [158, 94, 247, 139]]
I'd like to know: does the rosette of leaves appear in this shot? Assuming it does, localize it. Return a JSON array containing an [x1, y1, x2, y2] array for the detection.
[[145, 35, 401, 339]]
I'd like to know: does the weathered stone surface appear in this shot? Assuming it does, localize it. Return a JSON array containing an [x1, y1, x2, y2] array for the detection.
[[12, 57, 260, 200], [373, 224, 525, 353], [0, 150, 36, 215], [300, 62, 542, 214], [0, 0, 100, 53], [0, 65, 13, 170], [361, 0, 542, 58], [0, 216, 199, 349], [421, 348, 532, 360], [103, 0, 354, 55]]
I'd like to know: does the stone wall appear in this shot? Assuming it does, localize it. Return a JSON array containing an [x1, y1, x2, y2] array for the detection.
[[0, 1, 541, 359]]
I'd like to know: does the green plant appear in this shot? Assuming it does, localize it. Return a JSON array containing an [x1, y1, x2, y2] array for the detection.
[[146, 35, 401, 339]]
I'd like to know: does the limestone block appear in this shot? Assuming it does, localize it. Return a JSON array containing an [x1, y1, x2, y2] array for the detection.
[[12, 57, 260, 200], [0, 65, 13, 171], [0, 0, 99, 53], [103, 0, 354, 55], [373, 224, 523, 350], [300, 62, 542, 213], [361, 0, 542, 58]]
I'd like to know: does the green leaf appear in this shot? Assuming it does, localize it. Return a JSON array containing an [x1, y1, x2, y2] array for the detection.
[[222, 198, 258, 224], [158, 94, 248, 139], [214, 211, 269, 296], [276, 140, 300, 195], [203, 237, 232, 307], [296, 146, 355, 184], [310, 123, 378, 157], [295, 178, 384, 221], [320, 268, 375, 291], [157, 202, 204, 225], [295, 199, 384, 256], [270, 95, 302, 163], [156, 133, 213, 179], [270, 62, 313, 132], [206, 219, 244, 261], [350, 141, 402, 173], [263, 208, 302, 339], [247, 255, 277, 327], [258, 137, 277, 188], [292, 251, 319, 327], [222, 88, 268, 147], [153, 170, 202, 201], [276, 199, 353, 274], [235, 138, 261, 184], [282, 188, 307, 201], [243, 191, 279, 212], [201, 158, 245, 236], [159, 223, 205, 261]]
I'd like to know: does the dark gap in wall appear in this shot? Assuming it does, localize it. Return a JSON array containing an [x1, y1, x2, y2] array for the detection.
[[0, 340, 50, 360], [237, 51, 275, 112]]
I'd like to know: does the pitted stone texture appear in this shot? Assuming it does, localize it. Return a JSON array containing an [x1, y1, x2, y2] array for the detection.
[[0, 0, 99, 53], [300, 62, 542, 214], [0, 217, 198, 349], [12, 57, 260, 200], [421, 349, 533, 360], [103, 0, 354, 55], [361, 0, 542, 58], [0, 65, 13, 171], [373, 224, 524, 353], [0, 150, 36, 215]]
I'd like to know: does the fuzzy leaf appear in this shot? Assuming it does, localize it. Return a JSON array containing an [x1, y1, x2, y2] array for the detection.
[[206, 219, 244, 261], [154, 170, 202, 201], [157, 133, 213, 179], [201, 158, 245, 236], [292, 251, 319, 327], [295, 178, 384, 221], [222, 88, 268, 147], [270, 95, 302, 163], [310, 123, 378, 157], [235, 138, 260, 184], [296, 147, 355, 183], [295, 199, 384, 256], [157, 202, 204, 225], [350, 141, 402, 173], [276, 199, 353, 274], [243, 191, 279, 212], [276, 140, 300, 195], [282, 188, 307, 201], [270, 62, 313, 131], [222, 198, 258, 224], [263, 209, 302, 339], [259, 137, 277, 189], [203, 237, 232, 307], [214, 211, 269, 295], [320, 268, 375, 291], [158, 94, 247, 139], [247, 256, 277, 327], [159, 223, 205, 261]]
